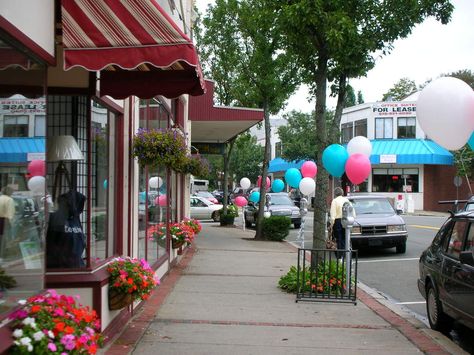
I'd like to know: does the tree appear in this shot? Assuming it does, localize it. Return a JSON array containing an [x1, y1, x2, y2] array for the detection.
[[198, 0, 299, 239], [277, 111, 316, 161], [275, 0, 454, 250], [382, 78, 417, 101], [229, 133, 264, 184]]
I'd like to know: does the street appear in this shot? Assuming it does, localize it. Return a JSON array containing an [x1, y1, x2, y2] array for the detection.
[[237, 211, 474, 353]]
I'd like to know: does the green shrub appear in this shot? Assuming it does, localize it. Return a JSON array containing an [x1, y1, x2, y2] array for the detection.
[[278, 261, 353, 296], [262, 216, 291, 241]]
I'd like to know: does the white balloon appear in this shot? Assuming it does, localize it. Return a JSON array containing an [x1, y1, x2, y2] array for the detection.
[[240, 177, 251, 190], [417, 77, 474, 150], [27, 176, 45, 195], [149, 176, 163, 189], [299, 177, 315, 195], [347, 136, 372, 157]]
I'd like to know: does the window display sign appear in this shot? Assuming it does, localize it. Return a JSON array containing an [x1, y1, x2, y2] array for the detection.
[[380, 154, 397, 163], [372, 102, 416, 116]]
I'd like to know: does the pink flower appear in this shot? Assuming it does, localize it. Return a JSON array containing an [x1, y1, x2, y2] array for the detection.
[[48, 343, 57, 352], [53, 308, 65, 317]]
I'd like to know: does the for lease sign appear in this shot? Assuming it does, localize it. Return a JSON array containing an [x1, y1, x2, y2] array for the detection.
[[372, 102, 416, 116]]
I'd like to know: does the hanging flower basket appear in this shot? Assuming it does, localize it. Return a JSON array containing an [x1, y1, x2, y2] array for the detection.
[[132, 128, 187, 169], [178, 154, 210, 177], [108, 287, 133, 310], [172, 239, 185, 249]]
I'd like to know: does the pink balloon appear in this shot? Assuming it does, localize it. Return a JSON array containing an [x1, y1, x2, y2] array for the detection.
[[28, 160, 45, 177], [301, 161, 317, 178], [156, 194, 167, 207], [257, 176, 271, 190], [235, 196, 247, 207], [345, 154, 371, 185]]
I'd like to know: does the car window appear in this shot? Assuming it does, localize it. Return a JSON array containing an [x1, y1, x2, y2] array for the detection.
[[433, 218, 453, 246], [269, 195, 293, 205], [350, 198, 394, 214], [465, 223, 474, 252], [445, 220, 468, 259]]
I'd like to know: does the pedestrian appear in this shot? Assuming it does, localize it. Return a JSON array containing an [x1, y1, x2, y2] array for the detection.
[[329, 187, 355, 259], [0, 185, 15, 262]]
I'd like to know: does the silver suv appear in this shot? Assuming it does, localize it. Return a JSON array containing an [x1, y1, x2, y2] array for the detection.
[[347, 195, 408, 254]]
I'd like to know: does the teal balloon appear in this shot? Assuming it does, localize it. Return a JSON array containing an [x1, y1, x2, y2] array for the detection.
[[285, 168, 302, 188], [272, 179, 285, 193], [468, 132, 474, 150], [322, 144, 349, 178], [139, 191, 146, 202], [249, 191, 260, 203], [103, 179, 108, 189]]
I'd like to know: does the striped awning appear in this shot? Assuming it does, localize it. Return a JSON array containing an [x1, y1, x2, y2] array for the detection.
[[62, 0, 205, 98]]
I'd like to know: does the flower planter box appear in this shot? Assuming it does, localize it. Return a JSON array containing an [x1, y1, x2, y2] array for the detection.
[[172, 239, 185, 249]]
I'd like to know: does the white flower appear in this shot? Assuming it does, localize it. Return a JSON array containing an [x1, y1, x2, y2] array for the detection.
[[17, 299, 27, 305], [22, 317, 36, 327], [12, 329, 23, 338], [32, 331, 44, 341], [27, 344, 33, 352], [48, 330, 55, 339], [19, 337, 32, 346]]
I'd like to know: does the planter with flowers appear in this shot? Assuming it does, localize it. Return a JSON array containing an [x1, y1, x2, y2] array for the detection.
[[132, 128, 187, 170], [107, 257, 159, 310], [9, 289, 103, 354], [148, 219, 202, 250], [179, 154, 210, 177]]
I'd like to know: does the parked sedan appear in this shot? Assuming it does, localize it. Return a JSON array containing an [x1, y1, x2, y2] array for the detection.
[[193, 191, 219, 204], [418, 211, 474, 332], [347, 195, 408, 253], [244, 192, 301, 228], [190, 196, 222, 221]]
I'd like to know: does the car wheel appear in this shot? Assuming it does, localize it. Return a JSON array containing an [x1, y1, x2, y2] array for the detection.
[[212, 211, 220, 222], [426, 282, 452, 332], [396, 242, 406, 254], [294, 223, 301, 229]]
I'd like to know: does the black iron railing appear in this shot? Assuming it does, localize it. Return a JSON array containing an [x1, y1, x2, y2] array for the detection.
[[296, 248, 358, 304]]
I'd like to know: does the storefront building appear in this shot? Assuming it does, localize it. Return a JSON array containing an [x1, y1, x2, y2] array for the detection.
[[0, 0, 209, 351], [341, 100, 472, 211]]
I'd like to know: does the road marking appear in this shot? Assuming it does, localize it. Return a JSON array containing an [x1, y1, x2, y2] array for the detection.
[[359, 257, 419, 263], [396, 301, 426, 305], [409, 224, 440, 230]]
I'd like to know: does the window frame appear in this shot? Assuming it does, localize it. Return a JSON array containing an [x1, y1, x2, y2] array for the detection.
[[375, 117, 393, 139]]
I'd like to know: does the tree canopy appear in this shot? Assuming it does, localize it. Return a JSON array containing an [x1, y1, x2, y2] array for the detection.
[[382, 78, 418, 101]]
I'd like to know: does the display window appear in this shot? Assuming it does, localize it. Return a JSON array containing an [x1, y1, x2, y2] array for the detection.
[[372, 168, 419, 193]]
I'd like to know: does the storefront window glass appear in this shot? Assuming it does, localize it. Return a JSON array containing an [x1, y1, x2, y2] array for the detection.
[[34, 115, 46, 136], [372, 168, 419, 192], [341, 122, 352, 143], [354, 119, 367, 137], [397, 117, 416, 138], [375, 118, 393, 139], [3, 115, 29, 137]]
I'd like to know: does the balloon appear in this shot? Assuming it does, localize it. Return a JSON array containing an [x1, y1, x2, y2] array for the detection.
[[299, 177, 315, 195], [271, 179, 285, 193], [103, 179, 108, 189], [139, 191, 146, 202], [235, 196, 247, 207], [469, 132, 474, 150], [347, 136, 372, 157], [322, 144, 348, 177], [417, 77, 474, 150], [27, 176, 45, 194], [285, 168, 302, 188], [157, 194, 167, 207], [345, 153, 371, 185], [249, 191, 260, 203], [27, 160, 45, 177], [257, 176, 271, 190], [149, 176, 163, 189], [301, 161, 317, 178], [240, 177, 251, 190]]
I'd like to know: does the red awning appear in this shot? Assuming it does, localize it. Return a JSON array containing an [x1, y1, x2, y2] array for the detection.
[[61, 0, 205, 98]]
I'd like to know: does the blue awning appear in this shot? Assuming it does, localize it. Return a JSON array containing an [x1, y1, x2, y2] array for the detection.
[[370, 139, 453, 165], [268, 157, 305, 173], [0, 138, 45, 163]]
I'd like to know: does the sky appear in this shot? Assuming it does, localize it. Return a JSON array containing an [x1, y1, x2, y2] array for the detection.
[[195, 0, 474, 113]]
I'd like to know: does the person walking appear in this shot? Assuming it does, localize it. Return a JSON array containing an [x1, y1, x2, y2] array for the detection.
[[329, 187, 355, 258], [0, 186, 15, 262]]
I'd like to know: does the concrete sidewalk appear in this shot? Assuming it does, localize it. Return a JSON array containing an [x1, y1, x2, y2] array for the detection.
[[104, 223, 465, 355]]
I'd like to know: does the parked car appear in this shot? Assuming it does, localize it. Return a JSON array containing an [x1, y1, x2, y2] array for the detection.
[[347, 195, 408, 253], [244, 192, 301, 229], [193, 191, 219, 204], [190, 196, 222, 221], [417, 210, 474, 332]]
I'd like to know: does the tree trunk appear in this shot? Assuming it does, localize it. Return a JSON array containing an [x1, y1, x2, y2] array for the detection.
[[222, 138, 236, 214], [313, 52, 329, 250], [332, 74, 347, 143], [255, 100, 271, 240]]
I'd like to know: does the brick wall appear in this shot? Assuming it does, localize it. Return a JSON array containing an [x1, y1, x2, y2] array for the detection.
[[423, 165, 473, 212]]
